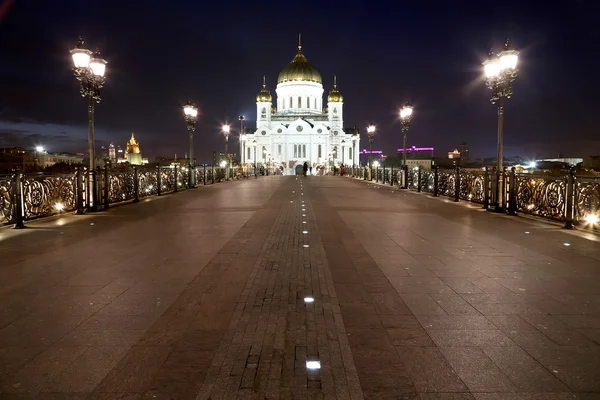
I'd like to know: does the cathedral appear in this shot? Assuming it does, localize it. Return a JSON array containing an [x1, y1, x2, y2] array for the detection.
[[241, 38, 360, 175]]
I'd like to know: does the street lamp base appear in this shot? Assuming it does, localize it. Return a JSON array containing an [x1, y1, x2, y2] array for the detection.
[[487, 206, 505, 214]]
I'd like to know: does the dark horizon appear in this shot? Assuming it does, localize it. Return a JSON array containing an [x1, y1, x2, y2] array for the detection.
[[1, 0, 599, 163]]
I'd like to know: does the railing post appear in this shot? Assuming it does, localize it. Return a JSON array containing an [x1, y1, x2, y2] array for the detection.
[[12, 168, 25, 229], [103, 167, 110, 209], [156, 166, 162, 196], [564, 168, 575, 229], [417, 166, 422, 192], [203, 165, 207, 185], [174, 165, 179, 192], [133, 165, 140, 202], [189, 165, 193, 188], [212, 165, 215, 184], [401, 166, 408, 189], [76, 167, 84, 215], [483, 167, 489, 209], [88, 168, 98, 212], [454, 166, 460, 202], [507, 167, 517, 216], [390, 166, 394, 186], [433, 166, 439, 197]]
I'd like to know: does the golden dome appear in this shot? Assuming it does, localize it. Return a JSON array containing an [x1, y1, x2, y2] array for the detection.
[[327, 76, 343, 103], [277, 38, 322, 84], [256, 76, 272, 102]]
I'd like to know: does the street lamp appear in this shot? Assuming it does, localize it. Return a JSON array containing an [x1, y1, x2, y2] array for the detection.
[[351, 129, 358, 168], [252, 140, 257, 176], [222, 124, 230, 179], [399, 103, 413, 168], [240, 133, 247, 176], [183, 101, 198, 186], [366, 124, 376, 168], [70, 37, 107, 211], [483, 39, 519, 212]]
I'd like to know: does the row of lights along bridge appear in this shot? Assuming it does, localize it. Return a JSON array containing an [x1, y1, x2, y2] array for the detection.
[[69, 38, 518, 211]]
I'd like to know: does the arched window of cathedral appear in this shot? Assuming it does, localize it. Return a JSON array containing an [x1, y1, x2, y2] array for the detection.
[[247, 147, 251, 160], [289, 97, 292, 108], [318, 144, 322, 158], [261, 107, 266, 118], [307, 97, 310, 109], [302, 145, 306, 158], [278, 144, 282, 156], [298, 97, 301, 108]]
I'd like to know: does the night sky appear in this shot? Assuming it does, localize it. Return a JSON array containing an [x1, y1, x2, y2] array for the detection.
[[1, 0, 599, 163]]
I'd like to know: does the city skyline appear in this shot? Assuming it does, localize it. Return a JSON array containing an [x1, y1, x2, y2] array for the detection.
[[1, 0, 599, 162]]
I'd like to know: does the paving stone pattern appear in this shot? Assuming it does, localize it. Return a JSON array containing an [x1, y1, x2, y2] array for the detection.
[[0, 176, 599, 399]]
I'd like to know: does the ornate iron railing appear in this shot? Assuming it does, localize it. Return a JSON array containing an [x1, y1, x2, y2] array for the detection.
[[575, 177, 600, 223], [109, 170, 135, 203], [20, 173, 78, 219], [514, 174, 565, 220], [347, 165, 600, 228], [0, 175, 14, 225], [3, 165, 236, 227]]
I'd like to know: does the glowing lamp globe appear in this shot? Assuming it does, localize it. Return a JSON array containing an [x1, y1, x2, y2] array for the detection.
[[499, 49, 519, 71], [183, 102, 198, 118], [89, 52, 107, 77], [70, 47, 91, 69], [484, 57, 501, 78], [367, 124, 376, 134], [222, 124, 230, 134], [400, 103, 413, 119]]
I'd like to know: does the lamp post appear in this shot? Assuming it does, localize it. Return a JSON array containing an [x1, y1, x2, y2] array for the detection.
[[252, 140, 257, 176], [400, 103, 413, 168], [183, 102, 198, 186], [70, 37, 107, 211], [483, 40, 519, 212], [351, 130, 358, 168], [222, 124, 230, 179], [240, 133, 247, 177], [366, 124, 376, 168]]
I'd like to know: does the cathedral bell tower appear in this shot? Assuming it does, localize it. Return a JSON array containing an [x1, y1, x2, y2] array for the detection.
[[256, 76, 272, 127], [327, 75, 344, 135]]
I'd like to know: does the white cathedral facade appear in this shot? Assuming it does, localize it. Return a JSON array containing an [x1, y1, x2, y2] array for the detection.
[[241, 40, 360, 175]]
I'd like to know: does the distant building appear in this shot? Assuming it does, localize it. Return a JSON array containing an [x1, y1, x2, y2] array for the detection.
[[583, 156, 600, 170], [397, 146, 434, 169], [119, 133, 148, 165], [359, 149, 383, 166], [448, 149, 460, 159], [108, 143, 116, 163], [0, 147, 83, 172], [459, 142, 469, 160]]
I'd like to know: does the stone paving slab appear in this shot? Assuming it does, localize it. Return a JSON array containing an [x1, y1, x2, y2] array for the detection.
[[0, 176, 599, 399]]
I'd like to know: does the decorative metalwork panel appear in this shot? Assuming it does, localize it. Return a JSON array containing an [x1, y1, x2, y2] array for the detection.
[[215, 168, 225, 181], [195, 167, 205, 185], [0, 175, 14, 224], [21, 174, 77, 219], [515, 174, 565, 220], [160, 169, 175, 192], [459, 171, 485, 203], [575, 178, 600, 223], [437, 170, 452, 197], [407, 168, 418, 190], [179, 167, 190, 189], [109, 171, 135, 203], [421, 170, 434, 193], [139, 170, 158, 197]]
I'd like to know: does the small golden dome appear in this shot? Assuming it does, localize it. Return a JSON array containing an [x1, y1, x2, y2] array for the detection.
[[277, 39, 322, 84], [327, 76, 343, 103], [256, 76, 272, 102]]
